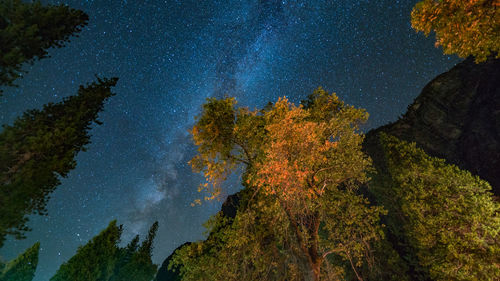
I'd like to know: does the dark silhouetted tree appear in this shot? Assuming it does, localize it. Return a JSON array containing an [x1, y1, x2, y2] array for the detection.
[[110, 234, 140, 280], [0, 242, 39, 281], [0, 0, 88, 91], [50, 221, 122, 281], [111, 222, 158, 281], [0, 77, 118, 247], [51, 221, 159, 281]]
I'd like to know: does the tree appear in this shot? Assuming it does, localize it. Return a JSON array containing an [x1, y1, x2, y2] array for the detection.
[[138, 221, 159, 259], [0, 242, 39, 281], [50, 221, 122, 281], [372, 133, 500, 281], [51, 221, 159, 281], [0, 77, 118, 247], [179, 88, 385, 281], [411, 0, 499, 62], [172, 189, 301, 281], [110, 234, 140, 281], [110, 222, 158, 281], [0, 0, 88, 91]]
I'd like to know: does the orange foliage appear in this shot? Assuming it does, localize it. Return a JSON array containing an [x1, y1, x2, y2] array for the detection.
[[191, 90, 370, 206], [253, 98, 338, 202], [411, 0, 499, 62]]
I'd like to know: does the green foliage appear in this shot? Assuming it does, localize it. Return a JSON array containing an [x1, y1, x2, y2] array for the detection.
[[176, 89, 386, 280], [373, 133, 500, 281], [0, 0, 88, 91], [110, 235, 139, 281], [0, 242, 39, 281], [174, 186, 391, 281], [175, 190, 394, 281], [110, 222, 158, 281], [139, 221, 159, 258], [109, 250, 157, 281], [411, 0, 499, 62], [178, 91, 500, 281], [0, 77, 118, 248], [356, 238, 411, 281], [50, 221, 123, 281], [172, 189, 298, 281], [189, 97, 239, 201], [51, 221, 158, 281]]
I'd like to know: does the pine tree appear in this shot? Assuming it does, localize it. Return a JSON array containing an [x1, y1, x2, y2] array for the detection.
[[50, 221, 122, 281], [0, 0, 88, 91], [50, 221, 159, 281], [0, 77, 118, 247], [372, 133, 500, 281], [111, 222, 159, 281], [139, 221, 159, 257], [0, 242, 39, 281], [110, 234, 140, 280]]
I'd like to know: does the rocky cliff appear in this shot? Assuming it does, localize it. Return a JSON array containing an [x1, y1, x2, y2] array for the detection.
[[366, 57, 500, 195]]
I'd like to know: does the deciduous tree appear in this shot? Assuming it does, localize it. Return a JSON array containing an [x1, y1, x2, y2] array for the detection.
[[180, 89, 385, 281], [411, 0, 499, 62]]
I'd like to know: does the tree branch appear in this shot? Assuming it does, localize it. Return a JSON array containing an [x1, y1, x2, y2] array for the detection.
[[233, 139, 253, 165], [228, 154, 250, 165], [321, 248, 343, 259], [346, 251, 363, 281]]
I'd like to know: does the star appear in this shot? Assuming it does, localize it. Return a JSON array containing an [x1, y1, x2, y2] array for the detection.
[[0, 1, 459, 280]]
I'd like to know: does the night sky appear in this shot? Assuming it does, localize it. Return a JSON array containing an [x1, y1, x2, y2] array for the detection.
[[0, 1, 460, 280]]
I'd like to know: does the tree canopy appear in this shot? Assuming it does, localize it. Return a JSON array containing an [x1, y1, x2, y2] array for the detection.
[[370, 133, 500, 281], [50, 221, 123, 281], [0, 0, 88, 91], [411, 0, 500, 62], [51, 220, 159, 281], [176, 88, 386, 281], [0, 77, 118, 247], [0, 242, 39, 281], [174, 89, 500, 281], [110, 222, 159, 281]]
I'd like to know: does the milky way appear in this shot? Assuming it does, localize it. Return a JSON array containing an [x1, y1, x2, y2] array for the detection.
[[0, 1, 459, 280]]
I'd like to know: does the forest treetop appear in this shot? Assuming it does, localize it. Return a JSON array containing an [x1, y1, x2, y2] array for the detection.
[[0, 0, 88, 92]]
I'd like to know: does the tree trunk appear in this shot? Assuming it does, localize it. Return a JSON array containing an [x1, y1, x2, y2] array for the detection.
[[281, 204, 323, 281], [308, 258, 322, 281], [300, 247, 322, 281], [296, 212, 323, 281]]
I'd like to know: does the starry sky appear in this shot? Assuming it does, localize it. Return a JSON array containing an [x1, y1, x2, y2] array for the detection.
[[0, 0, 460, 280]]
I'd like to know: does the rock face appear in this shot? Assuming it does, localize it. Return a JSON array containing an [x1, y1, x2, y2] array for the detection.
[[367, 57, 500, 195]]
